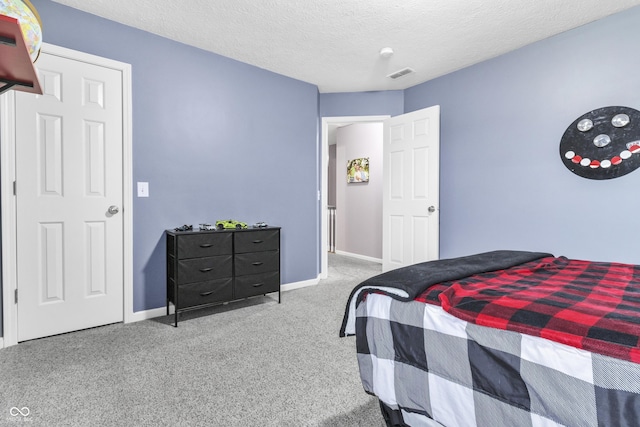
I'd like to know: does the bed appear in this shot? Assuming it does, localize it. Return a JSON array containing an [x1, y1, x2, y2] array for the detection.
[[340, 250, 640, 427]]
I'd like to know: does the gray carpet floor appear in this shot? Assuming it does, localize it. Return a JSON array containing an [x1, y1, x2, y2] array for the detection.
[[0, 253, 385, 427]]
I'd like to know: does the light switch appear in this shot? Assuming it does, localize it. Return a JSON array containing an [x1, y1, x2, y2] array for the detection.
[[137, 182, 149, 197]]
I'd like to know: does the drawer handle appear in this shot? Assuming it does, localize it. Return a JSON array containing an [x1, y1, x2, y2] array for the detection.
[[252, 240, 263, 244], [199, 267, 213, 272], [200, 243, 213, 248], [252, 262, 263, 266], [200, 291, 214, 296], [252, 283, 264, 288]]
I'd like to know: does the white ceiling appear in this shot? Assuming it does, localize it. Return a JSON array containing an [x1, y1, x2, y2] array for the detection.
[[52, 0, 640, 93]]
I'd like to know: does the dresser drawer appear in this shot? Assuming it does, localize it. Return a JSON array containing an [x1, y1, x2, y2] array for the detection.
[[235, 271, 279, 299], [234, 229, 279, 253], [177, 232, 232, 259], [177, 255, 232, 284], [234, 250, 279, 276], [177, 278, 233, 309]]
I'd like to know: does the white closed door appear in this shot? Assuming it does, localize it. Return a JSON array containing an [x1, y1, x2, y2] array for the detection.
[[382, 105, 440, 272], [15, 50, 124, 341]]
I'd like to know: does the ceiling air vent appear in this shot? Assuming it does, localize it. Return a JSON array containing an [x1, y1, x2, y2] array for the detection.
[[387, 67, 415, 80]]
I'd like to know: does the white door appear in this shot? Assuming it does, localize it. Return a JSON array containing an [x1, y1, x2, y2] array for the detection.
[[15, 50, 124, 341], [382, 105, 440, 272]]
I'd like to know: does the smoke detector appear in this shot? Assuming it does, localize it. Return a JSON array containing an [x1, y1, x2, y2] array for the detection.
[[379, 47, 394, 58]]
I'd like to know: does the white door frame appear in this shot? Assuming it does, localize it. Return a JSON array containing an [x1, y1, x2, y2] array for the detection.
[[0, 43, 133, 347], [320, 115, 389, 278]]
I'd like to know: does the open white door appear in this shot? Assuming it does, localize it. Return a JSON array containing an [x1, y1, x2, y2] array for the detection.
[[382, 105, 440, 272]]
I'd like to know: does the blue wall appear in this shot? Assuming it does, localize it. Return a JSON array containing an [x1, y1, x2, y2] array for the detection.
[[319, 91, 404, 117], [25, 0, 320, 314], [405, 6, 640, 265]]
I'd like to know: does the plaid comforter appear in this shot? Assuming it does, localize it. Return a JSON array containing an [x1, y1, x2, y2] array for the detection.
[[416, 256, 640, 363], [356, 293, 640, 426], [350, 254, 640, 426]]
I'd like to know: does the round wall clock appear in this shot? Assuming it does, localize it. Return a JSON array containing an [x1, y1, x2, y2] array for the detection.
[[559, 106, 640, 179]]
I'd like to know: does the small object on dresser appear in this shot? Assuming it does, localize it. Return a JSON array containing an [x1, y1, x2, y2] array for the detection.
[[199, 223, 215, 230], [215, 219, 248, 230], [174, 224, 193, 231], [253, 222, 268, 228]]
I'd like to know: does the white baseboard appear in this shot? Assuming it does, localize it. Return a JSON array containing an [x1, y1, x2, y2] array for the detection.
[[127, 306, 171, 323], [281, 277, 320, 292], [126, 277, 321, 323], [334, 250, 382, 264], [0, 277, 324, 346]]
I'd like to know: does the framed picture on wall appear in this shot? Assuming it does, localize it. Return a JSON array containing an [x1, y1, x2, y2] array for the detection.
[[347, 157, 369, 183]]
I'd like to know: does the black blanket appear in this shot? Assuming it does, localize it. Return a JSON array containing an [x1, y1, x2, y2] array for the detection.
[[339, 250, 552, 337]]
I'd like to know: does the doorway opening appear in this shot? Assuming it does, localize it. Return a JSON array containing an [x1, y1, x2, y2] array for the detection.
[[320, 116, 389, 279]]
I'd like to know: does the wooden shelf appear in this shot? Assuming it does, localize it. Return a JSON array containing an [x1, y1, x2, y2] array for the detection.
[[0, 14, 42, 95]]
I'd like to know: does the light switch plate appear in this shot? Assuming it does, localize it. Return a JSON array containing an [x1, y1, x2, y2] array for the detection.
[[137, 182, 149, 197]]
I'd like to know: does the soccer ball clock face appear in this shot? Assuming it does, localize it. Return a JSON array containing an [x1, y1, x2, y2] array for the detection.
[[559, 106, 640, 180]]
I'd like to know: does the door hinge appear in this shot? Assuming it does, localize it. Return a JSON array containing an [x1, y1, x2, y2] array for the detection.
[[14, 288, 18, 304], [13, 181, 16, 196]]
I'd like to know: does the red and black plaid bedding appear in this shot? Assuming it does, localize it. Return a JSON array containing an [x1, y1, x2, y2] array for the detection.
[[415, 256, 640, 363]]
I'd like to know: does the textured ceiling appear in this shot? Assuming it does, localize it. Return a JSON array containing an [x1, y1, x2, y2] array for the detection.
[[51, 0, 640, 93]]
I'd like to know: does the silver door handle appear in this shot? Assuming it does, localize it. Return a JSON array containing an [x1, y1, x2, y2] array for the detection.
[[108, 205, 120, 215], [428, 206, 436, 213]]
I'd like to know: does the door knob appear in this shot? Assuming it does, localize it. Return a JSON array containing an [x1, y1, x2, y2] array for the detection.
[[108, 205, 120, 215], [428, 206, 436, 213]]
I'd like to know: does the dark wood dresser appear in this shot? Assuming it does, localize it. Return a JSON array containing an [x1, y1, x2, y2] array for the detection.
[[166, 227, 281, 326]]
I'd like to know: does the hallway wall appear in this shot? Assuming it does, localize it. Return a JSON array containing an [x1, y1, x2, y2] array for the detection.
[[334, 123, 383, 260]]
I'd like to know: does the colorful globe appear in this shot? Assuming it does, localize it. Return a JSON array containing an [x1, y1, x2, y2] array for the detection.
[[0, 0, 42, 61]]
